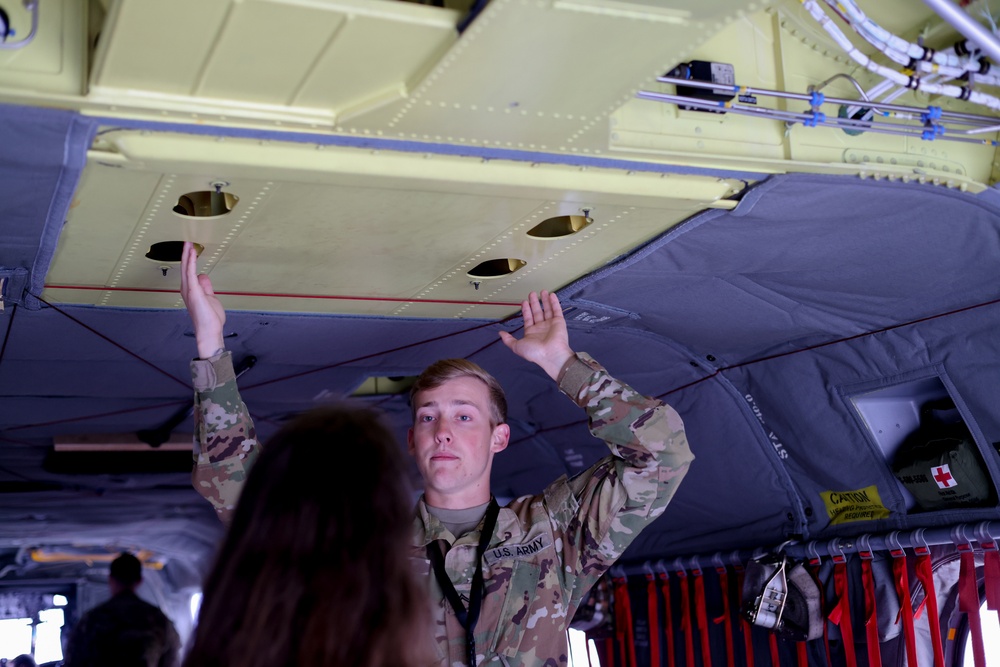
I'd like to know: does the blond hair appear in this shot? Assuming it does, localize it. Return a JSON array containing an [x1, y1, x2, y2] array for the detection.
[[411, 359, 507, 427]]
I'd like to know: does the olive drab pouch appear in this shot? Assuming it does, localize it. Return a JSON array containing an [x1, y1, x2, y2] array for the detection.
[[741, 552, 823, 642], [891, 398, 995, 511]]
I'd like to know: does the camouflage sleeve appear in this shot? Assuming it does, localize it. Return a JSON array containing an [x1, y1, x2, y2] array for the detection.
[[550, 352, 693, 588], [191, 351, 260, 523]]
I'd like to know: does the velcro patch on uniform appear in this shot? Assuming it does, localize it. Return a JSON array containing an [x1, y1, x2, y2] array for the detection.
[[484, 534, 552, 565], [820, 485, 891, 525]]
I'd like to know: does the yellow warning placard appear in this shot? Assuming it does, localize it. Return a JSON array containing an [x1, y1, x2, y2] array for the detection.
[[820, 485, 891, 525]]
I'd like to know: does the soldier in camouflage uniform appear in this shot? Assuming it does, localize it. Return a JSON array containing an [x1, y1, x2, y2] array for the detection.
[[181, 242, 693, 666], [63, 553, 180, 667]]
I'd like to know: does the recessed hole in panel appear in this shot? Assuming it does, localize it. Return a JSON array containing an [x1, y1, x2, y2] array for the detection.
[[467, 258, 527, 279], [526, 215, 592, 239], [173, 191, 239, 217], [145, 241, 203, 263]]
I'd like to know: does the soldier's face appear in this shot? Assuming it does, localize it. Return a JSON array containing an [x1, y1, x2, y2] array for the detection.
[[407, 376, 509, 509]]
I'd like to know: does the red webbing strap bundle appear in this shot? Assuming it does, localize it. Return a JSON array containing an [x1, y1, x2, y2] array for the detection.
[[677, 567, 696, 667], [767, 633, 780, 667], [647, 574, 661, 667], [692, 563, 713, 667], [613, 575, 637, 667], [713, 563, 735, 667], [858, 546, 882, 667], [956, 544, 986, 667], [795, 642, 808, 667], [660, 572, 677, 667], [913, 546, 945, 667], [733, 562, 755, 667], [807, 556, 833, 667], [888, 545, 918, 667], [976, 523, 1000, 633], [828, 555, 858, 667], [984, 547, 1000, 621]]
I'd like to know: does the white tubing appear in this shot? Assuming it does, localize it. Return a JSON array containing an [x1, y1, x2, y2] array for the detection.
[[803, 0, 1000, 112], [922, 0, 1000, 64]]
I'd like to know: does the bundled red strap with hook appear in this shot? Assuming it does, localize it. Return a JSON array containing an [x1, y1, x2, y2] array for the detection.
[[613, 575, 637, 667], [692, 564, 713, 667], [795, 641, 808, 667], [734, 563, 755, 667], [660, 572, 677, 667], [978, 530, 1000, 631], [913, 546, 945, 667], [858, 550, 882, 667], [768, 633, 780, 667], [677, 568, 696, 667], [647, 574, 661, 667], [888, 547, 918, 667], [957, 545, 986, 667], [807, 558, 833, 667], [713, 564, 736, 667], [827, 557, 857, 667]]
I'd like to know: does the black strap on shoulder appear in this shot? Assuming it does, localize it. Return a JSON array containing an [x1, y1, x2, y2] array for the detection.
[[426, 499, 500, 666]]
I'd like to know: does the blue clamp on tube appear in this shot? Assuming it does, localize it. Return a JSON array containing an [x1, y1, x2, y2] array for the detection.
[[803, 111, 826, 127], [810, 91, 825, 107], [922, 106, 943, 122]]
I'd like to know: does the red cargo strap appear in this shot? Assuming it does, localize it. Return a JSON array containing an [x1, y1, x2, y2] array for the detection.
[[913, 548, 945, 667], [678, 569, 696, 667], [647, 574, 661, 667], [660, 573, 677, 667], [807, 560, 833, 667], [979, 534, 1000, 632], [768, 633, 779, 666], [795, 641, 808, 667], [614, 576, 637, 667], [713, 566, 736, 667], [692, 565, 713, 667], [889, 549, 918, 667], [828, 560, 857, 667], [957, 547, 986, 667], [734, 566, 754, 667], [859, 553, 882, 667], [985, 550, 1000, 611]]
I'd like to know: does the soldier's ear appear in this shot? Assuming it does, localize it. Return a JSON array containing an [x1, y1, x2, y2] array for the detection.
[[406, 428, 416, 455], [490, 423, 509, 453]]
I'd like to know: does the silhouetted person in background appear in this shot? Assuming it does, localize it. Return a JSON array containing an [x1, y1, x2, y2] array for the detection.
[[10, 655, 36, 667], [63, 553, 180, 667]]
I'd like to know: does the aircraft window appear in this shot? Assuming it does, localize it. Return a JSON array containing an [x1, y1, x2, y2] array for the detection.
[[567, 628, 601, 667], [527, 214, 592, 239], [0, 605, 64, 664], [172, 190, 239, 218], [467, 258, 527, 279], [961, 599, 1000, 666], [190, 591, 202, 622], [0, 618, 31, 658], [850, 376, 997, 513]]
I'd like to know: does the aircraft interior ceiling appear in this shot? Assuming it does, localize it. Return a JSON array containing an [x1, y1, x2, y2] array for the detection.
[[2, 0, 1000, 621]]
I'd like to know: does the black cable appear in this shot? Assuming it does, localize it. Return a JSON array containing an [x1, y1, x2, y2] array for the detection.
[[0, 301, 17, 370]]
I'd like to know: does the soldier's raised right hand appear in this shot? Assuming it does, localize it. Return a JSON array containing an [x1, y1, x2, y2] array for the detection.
[[180, 241, 227, 359]]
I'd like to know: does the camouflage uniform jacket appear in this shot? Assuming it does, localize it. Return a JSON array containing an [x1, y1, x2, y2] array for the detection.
[[190, 351, 693, 667], [63, 591, 181, 667]]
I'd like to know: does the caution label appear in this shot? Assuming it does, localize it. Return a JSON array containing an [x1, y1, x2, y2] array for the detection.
[[820, 485, 891, 525]]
